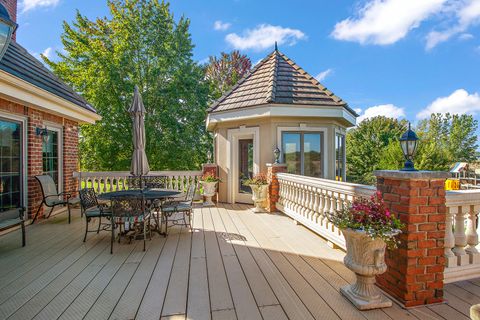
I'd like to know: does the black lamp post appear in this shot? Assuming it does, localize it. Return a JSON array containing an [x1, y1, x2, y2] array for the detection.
[[0, 3, 17, 62], [400, 123, 419, 171]]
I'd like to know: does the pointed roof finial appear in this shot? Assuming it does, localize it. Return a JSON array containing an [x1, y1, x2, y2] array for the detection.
[[274, 41, 278, 52]]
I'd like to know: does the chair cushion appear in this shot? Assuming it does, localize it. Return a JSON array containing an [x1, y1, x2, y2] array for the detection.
[[85, 207, 112, 218], [69, 197, 81, 206], [0, 218, 22, 230], [161, 202, 192, 213]]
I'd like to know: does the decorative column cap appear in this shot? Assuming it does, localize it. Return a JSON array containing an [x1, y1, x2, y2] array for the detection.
[[374, 170, 450, 180], [202, 163, 217, 167]]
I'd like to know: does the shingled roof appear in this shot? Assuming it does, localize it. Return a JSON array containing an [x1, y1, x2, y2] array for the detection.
[[0, 41, 96, 113], [208, 49, 357, 116]]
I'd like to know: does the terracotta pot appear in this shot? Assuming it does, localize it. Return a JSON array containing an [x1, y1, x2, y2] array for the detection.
[[200, 181, 217, 207], [340, 228, 392, 310], [249, 184, 268, 213]]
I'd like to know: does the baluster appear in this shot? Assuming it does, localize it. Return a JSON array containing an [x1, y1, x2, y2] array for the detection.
[[445, 206, 456, 267], [466, 205, 480, 264], [452, 205, 468, 265], [181, 176, 185, 192], [329, 191, 336, 216], [318, 189, 325, 224], [312, 188, 319, 223]]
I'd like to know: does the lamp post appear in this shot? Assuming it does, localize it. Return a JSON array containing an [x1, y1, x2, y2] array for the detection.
[[273, 147, 281, 164], [400, 123, 419, 171], [0, 3, 17, 62]]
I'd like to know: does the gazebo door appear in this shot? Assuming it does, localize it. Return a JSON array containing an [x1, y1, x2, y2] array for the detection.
[[236, 138, 254, 203]]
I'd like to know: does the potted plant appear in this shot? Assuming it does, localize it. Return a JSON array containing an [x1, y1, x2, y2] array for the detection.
[[328, 191, 404, 310], [200, 172, 221, 207], [242, 173, 269, 213]]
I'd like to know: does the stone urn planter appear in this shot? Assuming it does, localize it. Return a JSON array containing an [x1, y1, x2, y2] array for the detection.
[[200, 181, 217, 207], [340, 228, 394, 310], [249, 184, 268, 213]]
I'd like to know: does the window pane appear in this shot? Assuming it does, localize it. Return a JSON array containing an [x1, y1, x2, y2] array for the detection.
[[43, 130, 60, 188], [238, 139, 253, 194], [304, 133, 322, 177], [282, 133, 301, 175], [0, 119, 22, 211]]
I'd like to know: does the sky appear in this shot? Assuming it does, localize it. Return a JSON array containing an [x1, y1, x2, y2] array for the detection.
[[14, 0, 480, 126]]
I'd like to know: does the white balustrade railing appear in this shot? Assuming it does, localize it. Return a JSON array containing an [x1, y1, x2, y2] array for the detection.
[[276, 173, 376, 250], [444, 190, 480, 283], [73, 171, 203, 194]]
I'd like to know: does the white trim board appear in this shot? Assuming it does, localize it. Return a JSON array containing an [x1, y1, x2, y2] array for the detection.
[[207, 104, 356, 130], [277, 125, 328, 178], [227, 126, 260, 204]]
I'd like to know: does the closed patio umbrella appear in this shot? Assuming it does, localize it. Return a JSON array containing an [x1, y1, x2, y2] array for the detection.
[[129, 85, 150, 177]]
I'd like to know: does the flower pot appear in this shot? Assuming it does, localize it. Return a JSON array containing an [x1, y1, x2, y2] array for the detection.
[[200, 181, 217, 207], [340, 228, 392, 310], [249, 184, 268, 213]]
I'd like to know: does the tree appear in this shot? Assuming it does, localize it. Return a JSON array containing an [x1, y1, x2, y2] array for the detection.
[[44, 0, 210, 171], [347, 117, 407, 184], [204, 50, 252, 100]]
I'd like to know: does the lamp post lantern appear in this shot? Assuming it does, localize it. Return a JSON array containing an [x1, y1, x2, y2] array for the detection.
[[273, 147, 281, 164], [0, 3, 17, 62], [400, 123, 419, 171]]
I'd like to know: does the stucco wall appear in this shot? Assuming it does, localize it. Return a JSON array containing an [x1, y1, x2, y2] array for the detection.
[[213, 116, 348, 203]]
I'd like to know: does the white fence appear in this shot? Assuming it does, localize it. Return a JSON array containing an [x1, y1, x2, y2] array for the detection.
[[73, 171, 203, 194], [276, 172, 480, 282], [276, 173, 376, 250]]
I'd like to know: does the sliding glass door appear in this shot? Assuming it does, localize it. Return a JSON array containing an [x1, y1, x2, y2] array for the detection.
[[282, 132, 323, 178], [0, 118, 23, 211]]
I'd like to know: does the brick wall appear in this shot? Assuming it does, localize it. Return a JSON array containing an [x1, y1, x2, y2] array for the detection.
[[375, 171, 448, 307], [0, 97, 79, 219]]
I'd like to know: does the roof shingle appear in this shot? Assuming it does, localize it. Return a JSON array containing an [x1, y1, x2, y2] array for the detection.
[[0, 41, 96, 113], [208, 49, 357, 116]]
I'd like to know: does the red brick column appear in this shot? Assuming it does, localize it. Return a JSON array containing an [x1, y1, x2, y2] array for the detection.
[[266, 163, 287, 212], [63, 119, 79, 197], [374, 170, 449, 307]]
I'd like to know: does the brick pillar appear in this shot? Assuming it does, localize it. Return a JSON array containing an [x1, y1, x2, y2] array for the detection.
[[374, 170, 449, 307], [266, 163, 287, 212], [202, 163, 218, 202]]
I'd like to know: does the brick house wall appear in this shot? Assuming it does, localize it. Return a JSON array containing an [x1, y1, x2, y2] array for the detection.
[[0, 97, 79, 218]]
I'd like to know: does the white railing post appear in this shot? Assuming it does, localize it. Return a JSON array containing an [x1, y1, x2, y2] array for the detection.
[[465, 205, 480, 264], [444, 206, 456, 268], [452, 205, 469, 266]]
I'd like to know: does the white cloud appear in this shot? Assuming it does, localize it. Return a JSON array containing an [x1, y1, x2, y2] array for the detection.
[[458, 33, 474, 41], [225, 24, 306, 51], [417, 89, 480, 119], [426, 0, 480, 49], [357, 104, 406, 123], [20, 0, 60, 13], [331, 0, 446, 45], [213, 20, 231, 31], [41, 47, 53, 59], [315, 69, 333, 82], [354, 107, 363, 114]]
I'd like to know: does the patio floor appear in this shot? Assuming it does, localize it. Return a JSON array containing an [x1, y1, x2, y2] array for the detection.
[[0, 204, 476, 320]]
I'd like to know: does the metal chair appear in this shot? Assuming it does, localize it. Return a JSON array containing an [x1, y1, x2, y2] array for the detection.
[[160, 183, 196, 235], [32, 175, 74, 224], [79, 188, 112, 242], [144, 176, 167, 189], [110, 195, 150, 254], [0, 208, 25, 246]]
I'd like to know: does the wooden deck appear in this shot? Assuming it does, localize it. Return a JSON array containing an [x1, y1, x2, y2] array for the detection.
[[0, 204, 477, 320]]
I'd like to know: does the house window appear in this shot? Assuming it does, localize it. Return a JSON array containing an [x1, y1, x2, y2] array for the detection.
[[335, 134, 346, 181], [282, 132, 323, 177], [0, 118, 22, 211], [42, 129, 60, 188]]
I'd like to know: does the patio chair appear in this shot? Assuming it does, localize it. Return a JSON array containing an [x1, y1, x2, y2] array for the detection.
[[32, 175, 74, 224], [79, 188, 112, 242], [144, 176, 167, 189], [127, 176, 143, 189], [110, 195, 151, 254], [160, 183, 196, 236], [0, 208, 26, 247]]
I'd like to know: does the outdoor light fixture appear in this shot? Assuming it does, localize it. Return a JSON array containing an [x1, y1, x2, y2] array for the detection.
[[35, 127, 48, 137], [400, 123, 419, 171], [0, 3, 17, 62], [273, 147, 281, 164], [206, 150, 212, 163]]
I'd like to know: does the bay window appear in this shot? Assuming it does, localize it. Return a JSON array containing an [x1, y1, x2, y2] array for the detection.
[[282, 131, 323, 177]]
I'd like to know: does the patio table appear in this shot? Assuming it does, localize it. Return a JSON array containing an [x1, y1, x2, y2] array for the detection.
[[98, 189, 182, 235]]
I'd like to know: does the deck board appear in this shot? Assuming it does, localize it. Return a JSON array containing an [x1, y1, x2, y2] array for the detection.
[[0, 205, 475, 320]]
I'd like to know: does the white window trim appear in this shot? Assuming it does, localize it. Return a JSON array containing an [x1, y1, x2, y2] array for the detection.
[[227, 126, 260, 204], [43, 121, 64, 193], [0, 111, 28, 216], [277, 125, 328, 178], [334, 128, 347, 182]]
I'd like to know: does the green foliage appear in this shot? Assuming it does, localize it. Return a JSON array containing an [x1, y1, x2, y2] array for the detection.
[[44, 0, 211, 171], [346, 117, 407, 184], [204, 50, 252, 100], [347, 113, 478, 184]]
